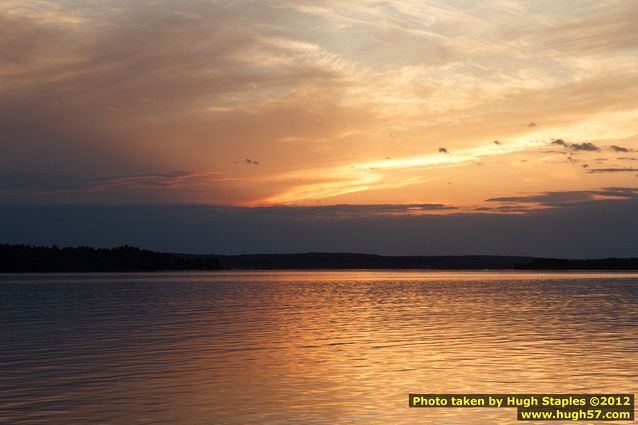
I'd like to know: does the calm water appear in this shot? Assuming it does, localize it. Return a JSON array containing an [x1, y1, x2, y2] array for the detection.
[[1, 271, 637, 424]]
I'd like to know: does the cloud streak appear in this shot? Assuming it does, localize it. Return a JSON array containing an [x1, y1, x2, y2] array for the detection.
[[588, 168, 638, 174], [486, 187, 638, 207], [0, 171, 237, 193]]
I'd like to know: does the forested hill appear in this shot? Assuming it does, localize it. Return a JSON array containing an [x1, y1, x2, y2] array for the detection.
[[0, 244, 223, 272]]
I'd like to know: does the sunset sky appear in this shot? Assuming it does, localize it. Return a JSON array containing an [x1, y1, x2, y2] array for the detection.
[[1, 0, 638, 255]]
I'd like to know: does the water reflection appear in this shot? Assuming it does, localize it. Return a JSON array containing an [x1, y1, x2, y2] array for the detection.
[[1, 271, 637, 424]]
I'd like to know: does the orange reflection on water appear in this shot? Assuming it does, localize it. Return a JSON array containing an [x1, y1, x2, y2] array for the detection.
[[1, 271, 637, 424]]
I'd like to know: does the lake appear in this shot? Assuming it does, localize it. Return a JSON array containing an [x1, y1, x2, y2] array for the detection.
[[1, 271, 637, 424]]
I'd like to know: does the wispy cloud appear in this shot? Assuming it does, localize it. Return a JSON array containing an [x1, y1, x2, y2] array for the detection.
[[261, 138, 536, 204], [588, 168, 638, 174], [0, 171, 237, 192]]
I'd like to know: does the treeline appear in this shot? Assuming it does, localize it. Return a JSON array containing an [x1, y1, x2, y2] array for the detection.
[[0, 244, 223, 273], [517, 258, 638, 270], [215, 253, 638, 270]]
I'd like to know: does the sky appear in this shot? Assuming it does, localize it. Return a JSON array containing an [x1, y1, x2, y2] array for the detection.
[[1, 0, 638, 256]]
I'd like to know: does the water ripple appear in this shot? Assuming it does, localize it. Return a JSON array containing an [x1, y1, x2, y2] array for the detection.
[[1, 271, 637, 424]]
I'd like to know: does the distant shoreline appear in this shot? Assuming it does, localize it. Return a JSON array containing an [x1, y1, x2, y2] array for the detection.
[[2, 244, 638, 273], [216, 253, 638, 271]]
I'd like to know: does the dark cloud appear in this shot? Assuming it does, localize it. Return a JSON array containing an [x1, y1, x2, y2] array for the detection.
[[493, 140, 501, 145], [486, 187, 638, 207], [588, 168, 638, 173], [438, 147, 449, 154], [245, 159, 259, 165], [488, 192, 591, 205], [549, 139, 601, 152], [609, 145, 630, 152], [569, 142, 600, 151], [550, 140, 637, 156], [474, 205, 537, 213], [528, 122, 536, 127], [240, 203, 457, 220]]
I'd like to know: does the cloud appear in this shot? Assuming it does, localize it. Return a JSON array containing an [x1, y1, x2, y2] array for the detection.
[[549, 139, 601, 152], [438, 147, 449, 154], [528, 122, 537, 128], [569, 142, 600, 152], [535, 2, 638, 55], [486, 187, 638, 207], [242, 203, 457, 219], [245, 159, 260, 165], [609, 145, 632, 152], [588, 168, 638, 173], [473, 205, 537, 214], [0, 171, 236, 192]]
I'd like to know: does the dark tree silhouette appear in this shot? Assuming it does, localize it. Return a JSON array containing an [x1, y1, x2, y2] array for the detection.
[[0, 244, 223, 272], [516, 258, 638, 270]]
